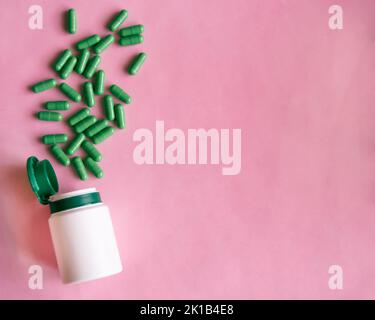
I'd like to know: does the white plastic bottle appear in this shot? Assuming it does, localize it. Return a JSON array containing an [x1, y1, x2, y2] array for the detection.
[[26, 156, 123, 284]]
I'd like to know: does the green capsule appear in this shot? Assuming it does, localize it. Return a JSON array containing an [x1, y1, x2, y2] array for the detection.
[[82, 82, 95, 107], [107, 10, 128, 32], [44, 101, 70, 111], [93, 35, 114, 54], [71, 156, 88, 180], [128, 52, 147, 75], [74, 115, 97, 133], [41, 134, 68, 144], [76, 34, 101, 50], [83, 55, 101, 79], [118, 24, 144, 37], [53, 49, 72, 72], [31, 79, 56, 93], [118, 35, 144, 46], [84, 157, 104, 179], [37, 111, 63, 121], [81, 140, 102, 162], [59, 56, 77, 79], [58, 83, 82, 102], [66, 9, 77, 34], [103, 95, 115, 121], [50, 145, 70, 166], [75, 49, 90, 75], [109, 84, 131, 104], [67, 107, 90, 126], [114, 104, 125, 129], [93, 70, 105, 95], [92, 126, 115, 144], [66, 133, 85, 156], [85, 119, 108, 138]]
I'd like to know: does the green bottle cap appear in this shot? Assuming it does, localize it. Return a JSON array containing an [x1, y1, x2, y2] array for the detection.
[[26, 156, 59, 205]]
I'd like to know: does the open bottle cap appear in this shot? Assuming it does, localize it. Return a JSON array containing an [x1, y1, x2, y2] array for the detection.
[[26, 156, 59, 205]]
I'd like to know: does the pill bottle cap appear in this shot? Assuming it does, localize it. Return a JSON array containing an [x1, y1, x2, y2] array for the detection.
[[26, 156, 59, 205]]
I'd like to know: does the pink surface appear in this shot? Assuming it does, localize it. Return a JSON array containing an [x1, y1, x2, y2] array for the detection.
[[1, 0, 375, 299]]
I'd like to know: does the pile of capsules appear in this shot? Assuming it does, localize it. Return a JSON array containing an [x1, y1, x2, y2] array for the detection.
[[30, 9, 146, 180]]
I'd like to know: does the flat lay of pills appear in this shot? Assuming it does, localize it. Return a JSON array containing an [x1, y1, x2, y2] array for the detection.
[[30, 8, 147, 180]]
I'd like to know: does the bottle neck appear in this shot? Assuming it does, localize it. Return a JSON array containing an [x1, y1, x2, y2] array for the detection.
[[48, 188, 102, 214]]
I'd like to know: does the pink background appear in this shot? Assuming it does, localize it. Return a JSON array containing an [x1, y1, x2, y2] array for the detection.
[[1, 0, 375, 299]]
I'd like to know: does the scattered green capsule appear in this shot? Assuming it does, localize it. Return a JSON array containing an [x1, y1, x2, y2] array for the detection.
[[53, 49, 72, 72], [107, 10, 128, 32], [118, 35, 144, 46], [71, 156, 88, 180], [44, 101, 70, 111], [128, 52, 147, 75], [114, 104, 125, 129], [118, 24, 144, 37], [109, 84, 132, 104], [82, 82, 95, 107], [93, 70, 105, 95], [85, 119, 108, 138], [59, 56, 77, 79], [37, 111, 63, 121], [93, 35, 114, 54], [76, 34, 101, 50], [58, 83, 82, 102], [66, 9, 77, 34], [41, 134, 68, 144], [81, 140, 102, 162], [103, 95, 115, 121], [31, 79, 56, 93], [92, 126, 115, 144], [50, 145, 70, 166], [65, 133, 85, 156], [84, 157, 104, 178], [83, 55, 101, 79], [75, 49, 90, 75], [67, 107, 90, 126], [74, 115, 97, 133]]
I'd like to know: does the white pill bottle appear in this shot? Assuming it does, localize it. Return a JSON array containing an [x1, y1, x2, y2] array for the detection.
[[26, 156, 123, 284]]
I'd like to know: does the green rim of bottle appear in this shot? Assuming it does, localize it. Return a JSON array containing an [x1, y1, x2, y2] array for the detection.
[[49, 192, 101, 214]]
